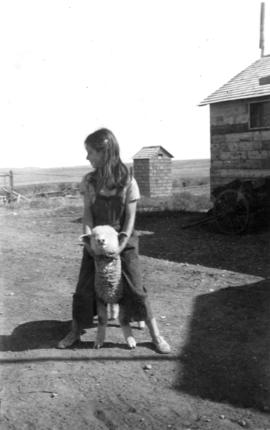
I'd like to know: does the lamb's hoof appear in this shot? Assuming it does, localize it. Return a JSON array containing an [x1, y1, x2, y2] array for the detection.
[[127, 336, 136, 349], [94, 341, 104, 349]]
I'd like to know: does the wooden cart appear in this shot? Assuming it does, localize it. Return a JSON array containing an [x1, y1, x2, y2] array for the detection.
[[212, 177, 270, 234]]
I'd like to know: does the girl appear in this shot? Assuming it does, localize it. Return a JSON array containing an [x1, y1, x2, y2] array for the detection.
[[58, 128, 171, 354]]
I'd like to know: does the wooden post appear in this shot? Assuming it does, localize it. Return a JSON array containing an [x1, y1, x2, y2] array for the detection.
[[9, 170, 13, 192]]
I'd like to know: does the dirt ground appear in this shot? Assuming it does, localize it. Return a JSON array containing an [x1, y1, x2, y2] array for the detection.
[[1, 205, 270, 430]]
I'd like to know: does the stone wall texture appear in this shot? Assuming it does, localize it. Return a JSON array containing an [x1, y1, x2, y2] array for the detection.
[[210, 99, 270, 191], [133, 158, 172, 197]]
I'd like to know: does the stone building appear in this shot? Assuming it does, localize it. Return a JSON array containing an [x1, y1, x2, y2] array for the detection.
[[132, 146, 174, 197], [200, 55, 270, 192]]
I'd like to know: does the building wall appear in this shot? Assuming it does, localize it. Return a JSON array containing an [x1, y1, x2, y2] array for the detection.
[[133, 159, 150, 196], [210, 99, 270, 191], [149, 158, 172, 197], [133, 157, 172, 197]]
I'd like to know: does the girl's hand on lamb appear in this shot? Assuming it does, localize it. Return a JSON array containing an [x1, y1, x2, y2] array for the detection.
[[79, 234, 95, 257]]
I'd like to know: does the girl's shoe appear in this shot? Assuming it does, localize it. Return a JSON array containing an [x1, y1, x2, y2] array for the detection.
[[57, 330, 80, 349], [154, 336, 171, 354]]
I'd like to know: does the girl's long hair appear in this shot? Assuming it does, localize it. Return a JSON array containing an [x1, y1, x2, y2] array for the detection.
[[84, 128, 130, 192]]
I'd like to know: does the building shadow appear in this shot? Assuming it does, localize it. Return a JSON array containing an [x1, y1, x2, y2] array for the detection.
[[135, 211, 270, 277], [175, 279, 270, 411]]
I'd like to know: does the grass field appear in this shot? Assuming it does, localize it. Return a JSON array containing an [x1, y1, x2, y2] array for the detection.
[[0, 166, 91, 186], [0, 160, 211, 212], [0, 159, 210, 189]]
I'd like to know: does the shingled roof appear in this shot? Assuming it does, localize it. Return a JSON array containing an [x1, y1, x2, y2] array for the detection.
[[199, 55, 270, 106], [132, 146, 174, 159]]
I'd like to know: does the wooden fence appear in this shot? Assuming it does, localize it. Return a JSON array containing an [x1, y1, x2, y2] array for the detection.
[[0, 170, 28, 203]]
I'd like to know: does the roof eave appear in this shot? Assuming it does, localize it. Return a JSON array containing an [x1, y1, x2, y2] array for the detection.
[[199, 92, 270, 106]]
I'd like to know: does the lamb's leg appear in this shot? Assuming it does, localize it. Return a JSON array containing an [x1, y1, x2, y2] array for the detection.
[[108, 303, 119, 321], [137, 321, 145, 330], [94, 299, 108, 349], [119, 306, 136, 349]]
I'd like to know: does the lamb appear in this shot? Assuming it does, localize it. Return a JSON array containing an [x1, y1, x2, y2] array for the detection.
[[85, 225, 137, 349]]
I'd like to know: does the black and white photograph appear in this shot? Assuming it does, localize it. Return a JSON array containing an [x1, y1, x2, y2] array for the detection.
[[1, 1, 270, 429]]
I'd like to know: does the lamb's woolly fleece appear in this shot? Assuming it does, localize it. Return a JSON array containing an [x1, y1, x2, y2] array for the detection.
[[90, 225, 123, 304]]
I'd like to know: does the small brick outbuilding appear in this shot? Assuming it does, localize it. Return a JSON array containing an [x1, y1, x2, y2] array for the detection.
[[200, 55, 270, 193], [132, 146, 174, 197]]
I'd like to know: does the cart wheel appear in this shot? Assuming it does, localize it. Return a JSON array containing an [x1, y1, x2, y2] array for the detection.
[[214, 189, 250, 234]]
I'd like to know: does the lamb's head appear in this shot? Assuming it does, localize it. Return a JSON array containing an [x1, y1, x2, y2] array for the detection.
[[90, 225, 120, 256]]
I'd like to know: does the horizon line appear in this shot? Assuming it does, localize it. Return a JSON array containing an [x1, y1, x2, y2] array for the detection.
[[0, 158, 210, 170]]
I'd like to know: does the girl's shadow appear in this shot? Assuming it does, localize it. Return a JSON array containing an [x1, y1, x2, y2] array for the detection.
[[0, 320, 74, 351], [0, 320, 151, 352]]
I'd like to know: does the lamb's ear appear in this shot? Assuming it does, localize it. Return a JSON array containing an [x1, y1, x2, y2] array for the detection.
[[79, 233, 91, 244]]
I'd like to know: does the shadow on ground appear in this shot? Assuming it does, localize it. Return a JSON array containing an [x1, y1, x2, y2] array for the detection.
[[136, 211, 270, 277], [0, 320, 72, 351], [176, 279, 270, 411], [0, 320, 155, 353]]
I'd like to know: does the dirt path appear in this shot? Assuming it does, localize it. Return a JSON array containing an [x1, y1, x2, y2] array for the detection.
[[1, 206, 270, 429]]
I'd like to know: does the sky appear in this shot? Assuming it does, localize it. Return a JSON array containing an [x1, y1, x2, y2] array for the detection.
[[0, 0, 270, 168]]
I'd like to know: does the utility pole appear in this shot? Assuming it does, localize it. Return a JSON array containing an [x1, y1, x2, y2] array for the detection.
[[260, 2, 265, 57]]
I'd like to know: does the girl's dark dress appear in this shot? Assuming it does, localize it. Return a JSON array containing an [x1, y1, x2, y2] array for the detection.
[[72, 176, 153, 328]]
